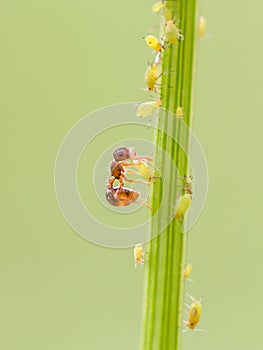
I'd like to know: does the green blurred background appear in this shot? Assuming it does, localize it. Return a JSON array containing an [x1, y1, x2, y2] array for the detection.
[[1, 0, 262, 349]]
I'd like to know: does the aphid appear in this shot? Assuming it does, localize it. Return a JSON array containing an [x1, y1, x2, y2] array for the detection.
[[106, 187, 152, 210], [134, 243, 145, 268], [185, 295, 203, 330], [152, 1, 165, 13], [164, 20, 184, 45], [175, 106, 184, 119], [182, 175, 193, 195], [136, 161, 156, 182], [175, 193, 192, 219], [145, 63, 159, 92], [136, 99, 162, 118], [144, 34, 164, 52], [144, 63, 174, 92], [183, 262, 193, 280], [198, 16, 207, 39]]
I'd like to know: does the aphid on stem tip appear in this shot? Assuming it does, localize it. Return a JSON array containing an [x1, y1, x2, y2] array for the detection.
[[144, 34, 164, 53], [198, 16, 207, 39], [136, 99, 162, 118], [164, 20, 184, 45], [152, 1, 165, 13], [184, 294, 205, 331], [183, 262, 193, 280], [134, 243, 145, 269], [106, 187, 152, 210]]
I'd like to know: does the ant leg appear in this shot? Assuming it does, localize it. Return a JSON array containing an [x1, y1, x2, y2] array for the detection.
[[125, 169, 141, 176], [124, 177, 150, 187], [136, 201, 153, 211], [107, 177, 116, 189]]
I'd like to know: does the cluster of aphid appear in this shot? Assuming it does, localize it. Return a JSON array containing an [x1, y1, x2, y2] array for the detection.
[[133, 173, 204, 331], [135, 0, 184, 120], [135, 1, 206, 121], [105, 147, 155, 210], [107, 1, 207, 332], [134, 245, 204, 331]]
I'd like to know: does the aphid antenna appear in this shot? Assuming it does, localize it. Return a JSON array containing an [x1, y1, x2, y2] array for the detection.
[[185, 292, 196, 302], [184, 278, 193, 282], [185, 293, 203, 304], [192, 328, 208, 333], [184, 302, 191, 309], [144, 24, 159, 37]]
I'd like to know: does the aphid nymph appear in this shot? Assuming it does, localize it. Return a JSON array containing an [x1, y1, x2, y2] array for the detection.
[[144, 34, 164, 52], [134, 243, 145, 269]]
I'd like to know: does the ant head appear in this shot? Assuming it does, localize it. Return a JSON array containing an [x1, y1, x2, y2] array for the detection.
[[113, 147, 136, 161]]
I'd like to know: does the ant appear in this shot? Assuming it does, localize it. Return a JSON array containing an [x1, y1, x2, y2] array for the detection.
[[108, 148, 154, 189]]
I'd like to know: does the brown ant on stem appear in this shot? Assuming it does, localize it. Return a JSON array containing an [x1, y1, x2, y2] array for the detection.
[[105, 147, 153, 210], [108, 147, 154, 189]]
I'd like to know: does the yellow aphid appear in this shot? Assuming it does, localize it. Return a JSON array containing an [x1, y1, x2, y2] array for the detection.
[[165, 20, 184, 45], [144, 34, 164, 52], [198, 16, 207, 39], [183, 262, 193, 280], [176, 106, 184, 118], [152, 1, 165, 13], [137, 161, 155, 182], [175, 193, 192, 219], [186, 298, 202, 330], [145, 63, 159, 92], [134, 243, 144, 269], [136, 100, 162, 118]]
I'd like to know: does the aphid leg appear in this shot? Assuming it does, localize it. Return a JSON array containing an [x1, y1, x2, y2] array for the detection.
[[157, 69, 175, 80], [156, 83, 174, 89], [178, 30, 185, 41]]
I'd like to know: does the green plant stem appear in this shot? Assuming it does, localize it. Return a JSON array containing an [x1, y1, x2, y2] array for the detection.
[[140, 1, 198, 349]]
